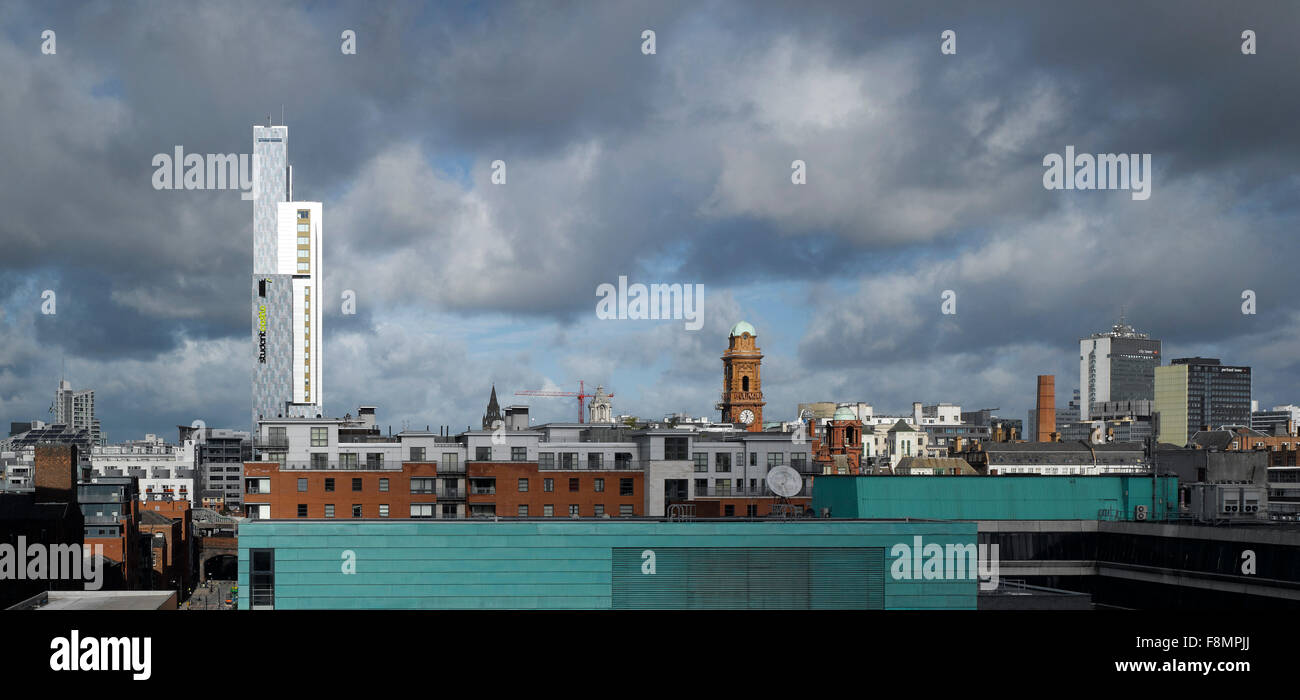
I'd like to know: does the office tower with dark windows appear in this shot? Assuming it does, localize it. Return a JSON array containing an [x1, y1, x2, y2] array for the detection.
[[1155, 357, 1252, 446], [251, 124, 322, 428], [1078, 319, 1161, 421]]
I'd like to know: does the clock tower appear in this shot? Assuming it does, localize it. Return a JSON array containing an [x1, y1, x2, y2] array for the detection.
[[718, 321, 764, 432]]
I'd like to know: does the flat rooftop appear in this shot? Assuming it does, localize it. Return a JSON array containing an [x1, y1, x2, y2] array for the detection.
[[12, 590, 176, 611]]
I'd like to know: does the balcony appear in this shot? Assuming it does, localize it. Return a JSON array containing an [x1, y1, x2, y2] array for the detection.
[[537, 459, 647, 471], [438, 487, 465, 500], [279, 461, 402, 471], [253, 438, 288, 451], [694, 485, 809, 498]]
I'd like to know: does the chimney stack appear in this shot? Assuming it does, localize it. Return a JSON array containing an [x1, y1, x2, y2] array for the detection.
[[1035, 375, 1056, 442]]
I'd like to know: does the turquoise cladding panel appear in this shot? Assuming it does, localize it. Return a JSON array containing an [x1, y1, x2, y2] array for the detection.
[[236, 520, 977, 610], [810, 475, 1179, 520], [611, 547, 884, 609]]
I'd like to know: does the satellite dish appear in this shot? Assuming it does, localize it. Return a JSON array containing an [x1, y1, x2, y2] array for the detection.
[[766, 465, 802, 498]]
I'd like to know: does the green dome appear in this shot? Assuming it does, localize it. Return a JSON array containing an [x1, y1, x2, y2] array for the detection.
[[729, 321, 756, 337], [832, 407, 856, 421]]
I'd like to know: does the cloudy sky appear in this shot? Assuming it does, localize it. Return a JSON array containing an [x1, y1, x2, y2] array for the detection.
[[1, 0, 1298, 441]]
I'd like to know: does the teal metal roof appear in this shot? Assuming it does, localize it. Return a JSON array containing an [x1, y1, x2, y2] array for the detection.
[[729, 320, 756, 337]]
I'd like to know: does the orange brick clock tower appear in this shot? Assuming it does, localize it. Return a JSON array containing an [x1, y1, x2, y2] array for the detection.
[[719, 321, 765, 432]]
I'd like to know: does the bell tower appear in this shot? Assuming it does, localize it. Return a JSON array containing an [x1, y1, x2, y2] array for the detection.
[[718, 321, 764, 432]]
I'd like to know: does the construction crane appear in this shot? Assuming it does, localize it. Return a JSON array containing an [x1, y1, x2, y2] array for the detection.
[[514, 380, 613, 424]]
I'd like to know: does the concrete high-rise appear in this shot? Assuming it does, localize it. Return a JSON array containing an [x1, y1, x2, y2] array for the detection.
[[1155, 357, 1252, 446], [1079, 319, 1161, 421], [54, 379, 102, 446], [251, 124, 322, 427]]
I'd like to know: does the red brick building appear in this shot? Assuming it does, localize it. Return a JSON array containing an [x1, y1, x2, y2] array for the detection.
[[242, 460, 439, 519], [809, 408, 865, 474], [466, 461, 643, 518]]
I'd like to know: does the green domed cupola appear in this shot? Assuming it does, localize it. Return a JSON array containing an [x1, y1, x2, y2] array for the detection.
[[729, 320, 756, 337]]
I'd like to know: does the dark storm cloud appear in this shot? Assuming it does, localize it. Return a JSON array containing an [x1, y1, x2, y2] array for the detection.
[[1, 0, 1298, 436]]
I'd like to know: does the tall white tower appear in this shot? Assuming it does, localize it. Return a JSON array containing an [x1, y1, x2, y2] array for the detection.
[[252, 123, 323, 425]]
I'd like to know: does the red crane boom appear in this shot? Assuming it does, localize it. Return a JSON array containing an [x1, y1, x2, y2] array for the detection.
[[514, 380, 613, 423]]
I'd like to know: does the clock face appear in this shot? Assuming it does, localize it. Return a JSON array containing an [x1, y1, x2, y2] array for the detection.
[[738, 409, 754, 425]]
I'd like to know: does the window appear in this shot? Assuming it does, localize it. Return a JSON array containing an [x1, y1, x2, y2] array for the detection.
[[297, 262, 309, 272], [664, 437, 688, 461], [619, 505, 634, 516], [311, 427, 328, 447], [339, 453, 357, 468], [518, 478, 529, 492], [326, 480, 337, 493], [245, 478, 270, 494], [268, 426, 287, 445], [569, 478, 580, 492], [379, 478, 389, 492], [767, 453, 784, 468], [442, 453, 459, 471], [566, 504, 579, 517], [792, 453, 807, 470], [352, 478, 363, 492], [559, 452, 577, 469], [411, 478, 434, 494], [250, 549, 274, 610], [512, 447, 527, 461], [410, 446, 426, 461], [725, 505, 735, 517], [695, 478, 707, 494], [747, 505, 757, 517], [297, 478, 307, 492], [693, 453, 707, 472], [715, 453, 731, 472], [544, 478, 554, 492], [379, 504, 389, 518], [543, 504, 554, 517], [475, 446, 491, 461], [587, 452, 603, 469], [324, 504, 335, 518], [311, 453, 327, 468], [518, 505, 529, 517], [352, 504, 362, 518], [594, 478, 605, 492], [366, 453, 384, 469], [411, 503, 434, 519], [538, 452, 555, 469], [620, 478, 634, 496], [594, 504, 605, 517], [297, 504, 307, 518], [749, 452, 757, 466]]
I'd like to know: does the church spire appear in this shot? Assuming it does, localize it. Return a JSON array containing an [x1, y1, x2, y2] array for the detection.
[[482, 384, 503, 429]]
